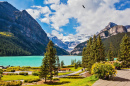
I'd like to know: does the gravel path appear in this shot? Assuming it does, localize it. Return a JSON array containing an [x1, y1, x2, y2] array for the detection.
[[3, 71, 32, 75], [92, 69, 130, 86], [55, 69, 83, 78]]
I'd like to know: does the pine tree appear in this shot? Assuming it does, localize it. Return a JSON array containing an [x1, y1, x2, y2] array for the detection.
[[45, 41, 56, 81], [82, 37, 92, 69], [118, 34, 130, 68], [96, 35, 105, 62], [39, 54, 49, 83], [88, 35, 97, 71], [107, 50, 111, 61], [55, 56, 60, 76], [82, 47, 86, 68], [61, 60, 64, 68], [107, 42, 114, 61]]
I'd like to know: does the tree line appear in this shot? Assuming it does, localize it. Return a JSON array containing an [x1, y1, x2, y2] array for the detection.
[[82, 34, 130, 70]]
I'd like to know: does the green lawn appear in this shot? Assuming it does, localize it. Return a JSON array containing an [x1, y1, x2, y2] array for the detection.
[[26, 75, 98, 86], [2, 75, 39, 81], [69, 67, 82, 71], [58, 72, 72, 76]]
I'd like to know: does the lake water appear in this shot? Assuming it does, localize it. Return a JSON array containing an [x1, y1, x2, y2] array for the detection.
[[0, 56, 82, 67]]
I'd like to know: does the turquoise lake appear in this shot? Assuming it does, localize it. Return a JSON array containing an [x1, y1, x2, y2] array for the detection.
[[0, 56, 82, 67]]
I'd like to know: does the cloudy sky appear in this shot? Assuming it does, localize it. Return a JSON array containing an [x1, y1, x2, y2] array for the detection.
[[1, 0, 130, 40]]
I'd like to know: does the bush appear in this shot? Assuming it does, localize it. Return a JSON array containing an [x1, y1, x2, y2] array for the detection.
[[113, 62, 121, 70], [91, 62, 117, 80], [31, 67, 41, 69], [19, 72, 28, 76], [7, 73, 18, 75], [60, 68, 71, 71], [0, 81, 22, 86], [32, 72, 39, 76], [62, 75, 84, 79], [24, 78, 40, 83]]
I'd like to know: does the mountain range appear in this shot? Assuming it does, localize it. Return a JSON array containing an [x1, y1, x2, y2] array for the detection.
[[47, 33, 91, 52], [0, 2, 130, 56], [0, 1, 69, 56], [71, 22, 130, 55]]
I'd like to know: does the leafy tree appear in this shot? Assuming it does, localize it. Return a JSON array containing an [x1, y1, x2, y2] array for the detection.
[[61, 60, 64, 68], [118, 34, 130, 68], [39, 54, 49, 83]]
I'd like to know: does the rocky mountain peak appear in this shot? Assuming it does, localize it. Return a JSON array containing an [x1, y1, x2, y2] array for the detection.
[[98, 22, 128, 38], [108, 22, 117, 28]]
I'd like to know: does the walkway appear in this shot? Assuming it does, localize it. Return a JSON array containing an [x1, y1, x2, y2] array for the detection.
[[92, 69, 130, 86], [3, 71, 32, 75], [56, 69, 83, 78]]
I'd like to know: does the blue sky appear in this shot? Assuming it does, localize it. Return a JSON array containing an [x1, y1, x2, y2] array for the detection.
[[1, 0, 130, 40]]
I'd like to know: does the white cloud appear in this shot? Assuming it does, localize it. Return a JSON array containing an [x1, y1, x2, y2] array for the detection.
[[44, 0, 60, 4], [51, 30, 63, 39], [47, 0, 130, 36], [26, 6, 51, 24], [27, 0, 130, 42], [26, 9, 41, 19]]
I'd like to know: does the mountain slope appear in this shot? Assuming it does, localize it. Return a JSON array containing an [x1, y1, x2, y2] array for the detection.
[[71, 32, 130, 56], [71, 22, 130, 55], [0, 1, 69, 56]]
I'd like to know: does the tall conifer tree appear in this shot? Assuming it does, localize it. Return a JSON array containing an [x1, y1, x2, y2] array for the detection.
[[96, 35, 105, 62], [118, 34, 130, 67], [41, 41, 57, 81], [39, 53, 49, 83], [107, 42, 114, 61]]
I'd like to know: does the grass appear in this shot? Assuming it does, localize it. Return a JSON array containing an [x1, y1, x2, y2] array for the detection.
[[25, 75, 98, 86], [69, 67, 82, 71], [58, 72, 72, 76], [2, 75, 39, 81]]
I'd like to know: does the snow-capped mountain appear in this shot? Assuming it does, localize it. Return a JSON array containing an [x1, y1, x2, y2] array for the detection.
[[47, 33, 90, 52]]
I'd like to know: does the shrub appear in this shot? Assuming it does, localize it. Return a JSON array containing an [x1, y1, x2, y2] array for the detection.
[[19, 72, 28, 76], [32, 72, 39, 76], [62, 75, 84, 79], [91, 62, 117, 80], [0, 81, 22, 86], [74, 63, 78, 69], [31, 67, 41, 69], [24, 78, 40, 83], [113, 62, 121, 70], [7, 73, 18, 75], [60, 68, 71, 71]]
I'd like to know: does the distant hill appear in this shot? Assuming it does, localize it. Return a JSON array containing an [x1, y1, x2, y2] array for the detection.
[[0, 2, 69, 56], [71, 22, 130, 55]]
